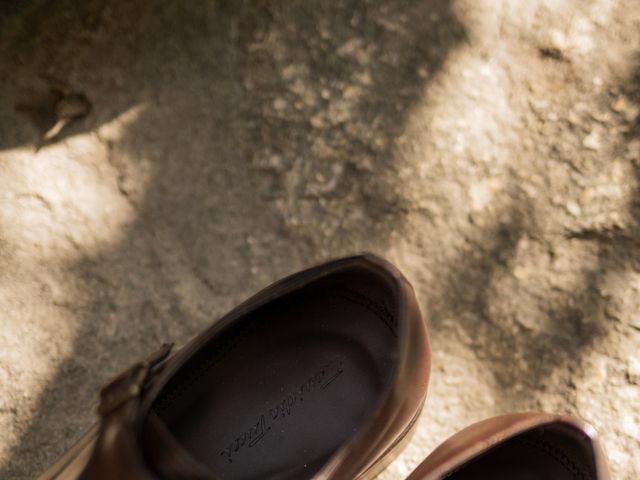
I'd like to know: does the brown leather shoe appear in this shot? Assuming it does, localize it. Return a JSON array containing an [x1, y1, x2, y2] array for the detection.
[[39, 254, 430, 480], [407, 412, 610, 480]]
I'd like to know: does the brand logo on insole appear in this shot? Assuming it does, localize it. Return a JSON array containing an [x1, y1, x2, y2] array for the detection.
[[220, 358, 344, 463]]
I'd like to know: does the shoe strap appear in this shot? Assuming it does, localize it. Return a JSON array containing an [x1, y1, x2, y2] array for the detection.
[[98, 343, 174, 417], [77, 344, 178, 479]]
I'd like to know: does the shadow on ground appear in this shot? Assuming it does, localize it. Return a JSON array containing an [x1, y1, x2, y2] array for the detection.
[[425, 55, 640, 412], [3, 0, 639, 477], [0, 1, 467, 477]]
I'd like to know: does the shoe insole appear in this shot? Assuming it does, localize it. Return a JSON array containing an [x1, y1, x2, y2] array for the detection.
[[444, 425, 597, 480], [152, 284, 398, 480]]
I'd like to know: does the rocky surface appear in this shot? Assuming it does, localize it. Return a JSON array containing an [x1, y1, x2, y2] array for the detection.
[[1, 0, 639, 478]]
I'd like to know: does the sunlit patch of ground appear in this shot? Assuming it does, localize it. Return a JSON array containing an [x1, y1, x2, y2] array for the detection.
[[0, 0, 638, 478]]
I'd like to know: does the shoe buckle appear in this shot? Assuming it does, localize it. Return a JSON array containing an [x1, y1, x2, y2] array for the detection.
[[97, 343, 173, 416]]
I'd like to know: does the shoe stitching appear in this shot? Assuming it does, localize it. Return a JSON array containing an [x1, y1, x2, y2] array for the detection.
[[442, 433, 594, 480], [152, 289, 397, 416], [152, 321, 256, 416], [517, 435, 594, 480], [330, 288, 399, 338]]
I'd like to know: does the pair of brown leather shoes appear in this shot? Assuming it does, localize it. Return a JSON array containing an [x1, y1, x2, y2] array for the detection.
[[40, 255, 610, 479]]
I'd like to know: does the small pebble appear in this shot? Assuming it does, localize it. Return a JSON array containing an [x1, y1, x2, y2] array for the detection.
[[310, 115, 325, 129], [566, 201, 581, 216], [612, 96, 628, 113], [273, 98, 287, 111], [583, 131, 602, 151]]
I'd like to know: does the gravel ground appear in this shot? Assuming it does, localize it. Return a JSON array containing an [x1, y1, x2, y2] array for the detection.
[[1, 0, 639, 478]]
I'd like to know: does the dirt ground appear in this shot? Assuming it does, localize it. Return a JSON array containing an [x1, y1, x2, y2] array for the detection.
[[1, 0, 639, 478]]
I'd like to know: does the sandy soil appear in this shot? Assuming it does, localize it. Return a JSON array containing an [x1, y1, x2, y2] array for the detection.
[[1, 0, 639, 478]]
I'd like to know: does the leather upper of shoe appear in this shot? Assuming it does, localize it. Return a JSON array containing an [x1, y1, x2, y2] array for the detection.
[[406, 412, 610, 480], [39, 254, 431, 480]]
